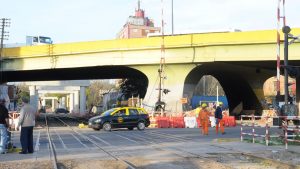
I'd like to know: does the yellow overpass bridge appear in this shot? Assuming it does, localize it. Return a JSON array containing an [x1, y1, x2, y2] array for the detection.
[[2, 28, 300, 114]]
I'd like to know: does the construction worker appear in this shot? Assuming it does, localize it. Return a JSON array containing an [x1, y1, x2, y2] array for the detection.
[[198, 103, 210, 135], [215, 103, 225, 134]]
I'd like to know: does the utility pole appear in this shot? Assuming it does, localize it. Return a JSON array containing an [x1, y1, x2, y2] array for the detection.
[[171, 0, 174, 35], [0, 18, 10, 84]]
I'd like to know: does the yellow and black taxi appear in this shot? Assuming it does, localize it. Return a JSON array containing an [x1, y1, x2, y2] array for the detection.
[[88, 107, 150, 131]]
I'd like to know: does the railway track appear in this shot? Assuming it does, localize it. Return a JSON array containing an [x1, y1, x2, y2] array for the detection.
[[39, 114, 298, 169], [44, 114, 137, 169]]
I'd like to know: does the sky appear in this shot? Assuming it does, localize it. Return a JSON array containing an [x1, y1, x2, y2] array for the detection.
[[1, 0, 300, 44]]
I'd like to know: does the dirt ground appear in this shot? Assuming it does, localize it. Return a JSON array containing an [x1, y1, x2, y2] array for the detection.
[[1, 154, 299, 169]]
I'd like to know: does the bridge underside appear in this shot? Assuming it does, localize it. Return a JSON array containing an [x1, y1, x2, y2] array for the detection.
[[1, 66, 147, 82], [184, 61, 300, 115]]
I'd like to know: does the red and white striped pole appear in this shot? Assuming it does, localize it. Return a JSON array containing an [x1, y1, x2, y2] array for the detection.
[[252, 114, 255, 144]]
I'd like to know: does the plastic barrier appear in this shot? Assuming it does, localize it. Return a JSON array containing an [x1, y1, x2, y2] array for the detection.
[[149, 117, 158, 128], [223, 116, 236, 127], [209, 116, 216, 127], [184, 117, 197, 128], [157, 117, 170, 128], [169, 117, 185, 128], [9, 111, 20, 131]]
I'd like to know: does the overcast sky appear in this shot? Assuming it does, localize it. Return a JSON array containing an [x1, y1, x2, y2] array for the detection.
[[1, 0, 300, 44]]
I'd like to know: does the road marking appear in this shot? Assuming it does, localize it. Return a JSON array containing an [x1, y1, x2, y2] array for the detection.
[[54, 129, 68, 150], [70, 133, 89, 148], [90, 135, 111, 146], [113, 133, 140, 144], [146, 131, 187, 142], [34, 129, 41, 152]]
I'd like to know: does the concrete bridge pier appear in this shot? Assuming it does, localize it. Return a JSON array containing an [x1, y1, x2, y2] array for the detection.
[[80, 86, 86, 114], [134, 64, 196, 113], [29, 86, 38, 110]]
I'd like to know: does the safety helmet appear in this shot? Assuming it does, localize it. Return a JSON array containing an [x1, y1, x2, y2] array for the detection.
[[201, 103, 207, 108]]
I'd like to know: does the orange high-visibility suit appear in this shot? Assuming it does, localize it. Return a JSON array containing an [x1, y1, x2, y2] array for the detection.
[[215, 106, 225, 134], [216, 118, 225, 134], [198, 108, 210, 135]]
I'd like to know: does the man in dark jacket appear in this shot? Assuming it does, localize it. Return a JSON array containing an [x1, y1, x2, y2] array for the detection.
[[215, 103, 225, 134], [0, 97, 9, 154]]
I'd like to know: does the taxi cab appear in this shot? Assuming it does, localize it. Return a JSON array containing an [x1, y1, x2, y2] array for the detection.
[[88, 107, 150, 131]]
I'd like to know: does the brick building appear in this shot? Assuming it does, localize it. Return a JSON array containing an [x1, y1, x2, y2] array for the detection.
[[117, 1, 160, 39]]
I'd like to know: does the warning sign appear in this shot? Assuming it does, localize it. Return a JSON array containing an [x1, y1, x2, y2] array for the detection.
[[180, 98, 188, 104]]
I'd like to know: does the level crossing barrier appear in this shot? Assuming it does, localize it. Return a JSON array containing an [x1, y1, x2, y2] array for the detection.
[[240, 114, 300, 149]]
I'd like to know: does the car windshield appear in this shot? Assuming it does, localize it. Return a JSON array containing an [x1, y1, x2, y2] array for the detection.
[[100, 108, 116, 117]]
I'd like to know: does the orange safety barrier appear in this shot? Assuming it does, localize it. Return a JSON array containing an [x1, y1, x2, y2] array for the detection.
[[169, 117, 185, 128], [223, 116, 236, 127], [157, 117, 170, 128]]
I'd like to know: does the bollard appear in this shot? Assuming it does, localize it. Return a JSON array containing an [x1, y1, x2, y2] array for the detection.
[[252, 114, 255, 144], [241, 115, 243, 142]]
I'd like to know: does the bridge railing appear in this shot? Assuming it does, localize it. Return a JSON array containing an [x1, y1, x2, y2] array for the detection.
[[240, 114, 300, 149]]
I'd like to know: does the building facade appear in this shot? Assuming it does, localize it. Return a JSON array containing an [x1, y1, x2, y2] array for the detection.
[[116, 1, 160, 39]]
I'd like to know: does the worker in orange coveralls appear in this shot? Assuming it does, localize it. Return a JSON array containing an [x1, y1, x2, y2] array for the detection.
[[198, 103, 210, 135], [215, 103, 225, 135]]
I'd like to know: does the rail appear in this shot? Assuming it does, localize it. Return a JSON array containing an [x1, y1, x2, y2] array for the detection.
[[45, 115, 58, 169], [240, 114, 300, 149], [52, 116, 137, 169]]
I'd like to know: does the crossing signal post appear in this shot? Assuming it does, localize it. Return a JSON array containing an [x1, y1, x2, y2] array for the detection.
[[282, 26, 300, 115]]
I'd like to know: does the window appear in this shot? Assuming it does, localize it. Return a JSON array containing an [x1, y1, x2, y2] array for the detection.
[[114, 109, 126, 116], [129, 109, 139, 115], [137, 109, 147, 114], [33, 37, 38, 42]]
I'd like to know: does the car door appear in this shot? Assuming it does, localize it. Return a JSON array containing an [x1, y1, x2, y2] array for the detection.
[[127, 108, 139, 127], [111, 109, 127, 128]]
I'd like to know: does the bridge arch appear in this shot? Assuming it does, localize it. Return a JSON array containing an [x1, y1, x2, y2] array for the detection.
[[3, 65, 149, 99], [183, 63, 263, 115]]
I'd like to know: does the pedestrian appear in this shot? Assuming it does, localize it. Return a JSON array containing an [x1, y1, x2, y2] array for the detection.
[[0, 96, 9, 154], [198, 103, 210, 135], [17, 97, 36, 154], [215, 103, 225, 135]]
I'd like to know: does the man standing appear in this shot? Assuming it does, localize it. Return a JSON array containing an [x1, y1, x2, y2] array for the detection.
[[0, 96, 9, 154], [198, 103, 210, 135], [215, 103, 225, 135], [17, 97, 36, 154]]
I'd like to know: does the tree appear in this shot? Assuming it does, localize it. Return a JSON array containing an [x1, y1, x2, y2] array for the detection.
[[15, 83, 29, 105], [86, 80, 116, 108], [118, 78, 147, 101]]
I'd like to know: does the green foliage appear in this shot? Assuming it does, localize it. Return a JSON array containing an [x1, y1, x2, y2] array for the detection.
[[86, 80, 116, 108], [15, 83, 29, 105], [118, 78, 147, 101]]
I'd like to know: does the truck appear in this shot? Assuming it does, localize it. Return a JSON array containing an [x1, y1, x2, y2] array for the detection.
[[26, 36, 53, 46]]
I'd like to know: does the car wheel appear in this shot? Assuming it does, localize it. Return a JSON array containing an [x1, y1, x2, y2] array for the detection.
[[137, 121, 145, 130], [103, 122, 112, 131], [128, 127, 134, 130], [93, 128, 100, 131]]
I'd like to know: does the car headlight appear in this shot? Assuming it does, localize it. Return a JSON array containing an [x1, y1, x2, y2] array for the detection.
[[95, 119, 101, 123]]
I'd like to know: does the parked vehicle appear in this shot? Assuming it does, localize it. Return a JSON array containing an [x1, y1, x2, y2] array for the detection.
[[88, 107, 150, 131], [54, 108, 69, 114]]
